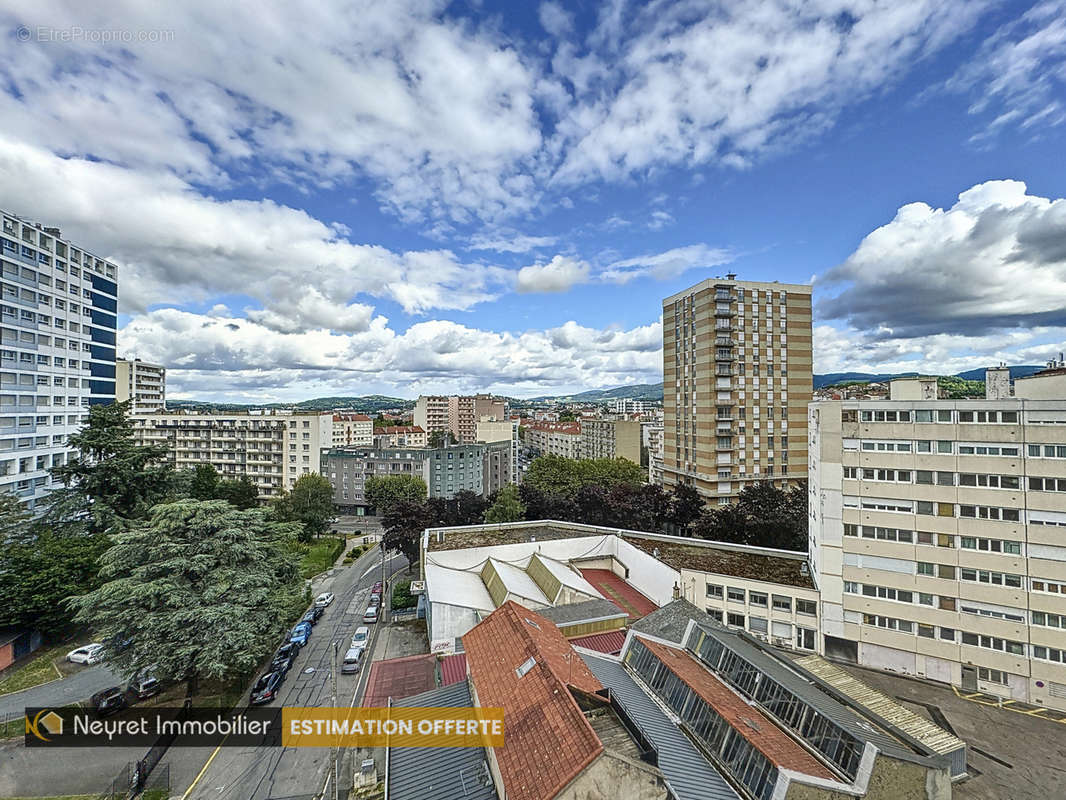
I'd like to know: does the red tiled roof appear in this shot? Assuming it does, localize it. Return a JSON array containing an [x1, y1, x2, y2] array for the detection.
[[568, 629, 627, 655], [638, 637, 835, 780], [464, 602, 604, 800], [578, 569, 658, 620], [438, 652, 467, 687], [383, 425, 424, 434], [361, 653, 437, 708]]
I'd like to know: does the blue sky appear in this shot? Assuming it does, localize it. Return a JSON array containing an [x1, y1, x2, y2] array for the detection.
[[1, 1, 1065, 401]]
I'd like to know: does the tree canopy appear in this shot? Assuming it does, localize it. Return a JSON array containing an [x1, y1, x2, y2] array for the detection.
[[381, 500, 429, 566], [484, 485, 525, 523], [273, 473, 334, 542], [365, 474, 427, 514], [523, 455, 645, 497], [694, 481, 808, 551], [70, 500, 302, 690], [43, 401, 173, 535]]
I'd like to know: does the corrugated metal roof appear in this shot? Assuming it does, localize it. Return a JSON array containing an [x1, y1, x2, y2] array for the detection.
[[390, 681, 497, 800], [539, 598, 628, 626], [793, 655, 967, 758], [440, 652, 468, 686], [568, 630, 627, 655], [581, 652, 740, 800]]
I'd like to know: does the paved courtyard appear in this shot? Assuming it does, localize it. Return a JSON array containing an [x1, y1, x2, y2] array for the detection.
[[838, 664, 1066, 800]]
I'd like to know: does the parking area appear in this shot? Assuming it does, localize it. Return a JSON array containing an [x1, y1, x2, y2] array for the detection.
[[836, 664, 1066, 800]]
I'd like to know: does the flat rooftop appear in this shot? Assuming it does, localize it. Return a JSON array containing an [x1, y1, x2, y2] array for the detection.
[[426, 523, 589, 551], [625, 535, 815, 589]]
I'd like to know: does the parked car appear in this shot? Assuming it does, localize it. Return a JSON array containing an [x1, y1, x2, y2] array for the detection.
[[341, 647, 364, 675], [301, 611, 318, 628], [127, 671, 161, 700], [307, 605, 324, 622], [372, 581, 383, 594], [271, 643, 300, 675], [250, 671, 284, 705], [362, 605, 379, 624], [369, 592, 381, 606], [91, 687, 129, 716], [350, 626, 370, 650], [289, 622, 312, 646], [314, 592, 335, 608], [67, 643, 105, 665]]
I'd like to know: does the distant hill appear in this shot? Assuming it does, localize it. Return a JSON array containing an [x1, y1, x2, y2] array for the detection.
[[814, 366, 1045, 390], [519, 383, 665, 404], [168, 395, 413, 413]]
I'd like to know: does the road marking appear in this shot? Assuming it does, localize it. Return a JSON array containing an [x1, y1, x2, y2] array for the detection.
[[180, 738, 226, 800]]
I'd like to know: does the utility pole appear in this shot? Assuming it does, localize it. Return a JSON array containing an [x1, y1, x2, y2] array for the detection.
[[331, 639, 339, 800], [380, 540, 387, 624]]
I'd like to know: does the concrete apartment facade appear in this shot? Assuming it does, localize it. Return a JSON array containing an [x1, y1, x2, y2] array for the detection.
[[663, 275, 813, 504], [115, 358, 165, 414], [131, 410, 332, 499], [1, 211, 119, 508], [809, 371, 1066, 711], [331, 413, 373, 447], [580, 418, 641, 463], [414, 393, 506, 443], [607, 397, 655, 414], [645, 422, 664, 485], [323, 447, 428, 511], [476, 417, 518, 484], [524, 421, 581, 459]]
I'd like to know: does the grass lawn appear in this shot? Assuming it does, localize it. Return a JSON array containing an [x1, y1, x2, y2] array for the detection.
[[0, 645, 69, 696], [295, 537, 346, 578], [0, 703, 83, 740]]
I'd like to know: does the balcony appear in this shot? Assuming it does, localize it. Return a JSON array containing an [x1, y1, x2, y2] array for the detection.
[[715, 350, 734, 362]]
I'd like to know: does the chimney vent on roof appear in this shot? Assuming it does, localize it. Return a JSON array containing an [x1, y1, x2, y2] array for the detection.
[[515, 657, 536, 678], [800, 562, 809, 576], [726, 272, 737, 281], [652, 547, 660, 559]]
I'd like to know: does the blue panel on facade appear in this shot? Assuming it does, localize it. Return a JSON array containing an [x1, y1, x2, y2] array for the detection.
[[89, 379, 115, 396], [90, 309, 117, 328], [88, 396, 113, 406], [90, 292, 117, 313], [90, 326, 116, 345], [90, 344, 116, 362], [90, 362, 116, 378], [90, 275, 118, 297]]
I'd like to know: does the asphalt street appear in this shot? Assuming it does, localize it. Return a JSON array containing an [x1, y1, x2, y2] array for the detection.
[[0, 662, 123, 718], [168, 544, 407, 800]]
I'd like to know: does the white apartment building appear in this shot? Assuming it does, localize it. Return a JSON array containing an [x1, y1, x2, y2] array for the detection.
[[332, 413, 373, 447], [116, 358, 165, 413], [809, 370, 1066, 711], [607, 397, 656, 414], [1, 212, 119, 508], [131, 410, 332, 499], [646, 422, 664, 485], [524, 421, 582, 459]]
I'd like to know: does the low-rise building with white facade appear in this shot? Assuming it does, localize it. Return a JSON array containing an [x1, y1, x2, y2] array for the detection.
[[524, 421, 581, 459], [332, 413, 373, 447]]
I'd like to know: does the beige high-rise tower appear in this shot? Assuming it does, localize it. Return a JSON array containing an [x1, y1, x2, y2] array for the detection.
[[662, 274, 813, 503]]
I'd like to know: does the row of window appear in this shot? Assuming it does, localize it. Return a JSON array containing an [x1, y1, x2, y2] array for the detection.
[[705, 585, 814, 614], [843, 524, 1025, 554], [854, 409, 1021, 424], [847, 439, 1022, 456], [860, 616, 1026, 656]]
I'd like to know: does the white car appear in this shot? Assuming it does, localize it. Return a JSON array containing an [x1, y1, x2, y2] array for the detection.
[[314, 592, 335, 608], [351, 626, 370, 650], [67, 643, 105, 665]]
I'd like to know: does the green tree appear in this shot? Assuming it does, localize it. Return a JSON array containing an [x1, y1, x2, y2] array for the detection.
[[0, 525, 110, 637], [694, 481, 808, 551], [667, 484, 705, 535], [190, 464, 220, 500], [70, 500, 301, 693], [365, 474, 428, 515], [381, 500, 429, 567], [44, 401, 172, 535], [273, 473, 335, 542], [216, 476, 260, 510], [484, 485, 526, 523], [523, 455, 646, 498]]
